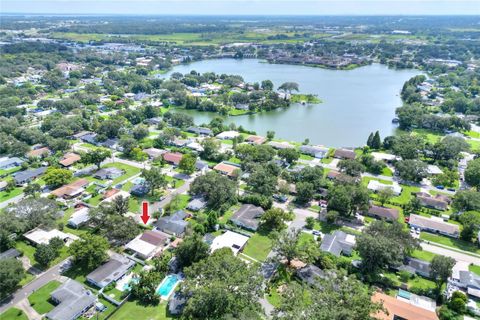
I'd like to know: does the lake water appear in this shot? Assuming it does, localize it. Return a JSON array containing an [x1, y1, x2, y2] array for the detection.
[[160, 59, 420, 147]]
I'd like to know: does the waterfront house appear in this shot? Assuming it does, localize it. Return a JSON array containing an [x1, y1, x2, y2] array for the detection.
[[334, 148, 356, 160]]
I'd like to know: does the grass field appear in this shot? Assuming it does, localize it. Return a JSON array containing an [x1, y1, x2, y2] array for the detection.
[[0, 187, 23, 203], [102, 162, 141, 185], [410, 249, 437, 262], [470, 264, 480, 276], [243, 231, 273, 262], [391, 185, 420, 205], [28, 280, 62, 314], [110, 300, 174, 320], [420, 232, 480, 255], [0, 308, 28, 320]]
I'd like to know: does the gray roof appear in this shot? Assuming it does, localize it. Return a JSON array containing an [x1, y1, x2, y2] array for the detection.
[[154, 210, 188, 236], [46, 279, 96, 320], [296, 264, 326, 285], [195, 160, 208, 170], [168, 292, 187, 315], [86, 254, 134, 288], [187, 198, 206, 211], [230, 204, 265, 231], [320, 230, 355, 257], [400, 257, 431, 277], [0, 248, 21, 260], [94, 167, 123, 179], [80, 133, 97, 144], [459, 271, 480, 290], [0, 157, 24, 169], [187, 126, 213, 136], [13, 167, 47, 184]]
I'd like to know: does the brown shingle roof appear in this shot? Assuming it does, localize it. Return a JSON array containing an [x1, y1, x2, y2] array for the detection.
[[372, 292, 438, 320], [368, 205, 399, 221], [163, 152, 183, 165], [213, 162, 240, 177], [51, 179, 89, 198], [27, 147, 51, 158], [140, 230, 168, 246], [334, 148, 356, 159], [59, 153, 81, 167]]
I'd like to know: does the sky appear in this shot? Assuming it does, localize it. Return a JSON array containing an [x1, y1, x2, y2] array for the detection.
[[1, 0, 479, 15]]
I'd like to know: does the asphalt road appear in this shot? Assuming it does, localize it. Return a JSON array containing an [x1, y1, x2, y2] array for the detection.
[[420, 242, 480, 265]]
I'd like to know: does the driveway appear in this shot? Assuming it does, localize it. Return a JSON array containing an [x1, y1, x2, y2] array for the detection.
[[0, 258, 69, 314]]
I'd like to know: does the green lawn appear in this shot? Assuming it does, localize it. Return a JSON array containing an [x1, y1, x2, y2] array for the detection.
[[464, 130, 480, 139], [469, 264, 480, 276], [102, 162, 141, 185], [392, 185, 420, 205], [218, 205, 240, 224], [410, 249, 437, 262], [0, 187, 23, 203], [110, 300, 174, 320], [361, 176, 393, 186], [243, 231, 273, 262], [299, 154, 314, 161], [28, 280, 62, 314], [0, 308, 28, 320], [420, 233, 480, 255], [0, 166, 21, 176], [15, 241, 70, 270], [381, 167, 393, 177]]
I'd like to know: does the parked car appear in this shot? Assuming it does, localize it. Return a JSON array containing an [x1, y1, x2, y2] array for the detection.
[[436, 185, 445, 190]]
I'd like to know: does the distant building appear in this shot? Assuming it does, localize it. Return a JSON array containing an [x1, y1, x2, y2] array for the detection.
[[94, 167, 124, 180], [186, 198, 207, 211], [268, 141, 295, 150], [299, 145, 329, 158], [125, 230, 169, 259], [216, 131, 240, 140], [372, 292, 438, 320], [296, 264, 326, 286], [143, 148, 167, 159], [51, 179, 89, 199], [13, 167, 47, 185], [24, 228, 79, 247], [59, 153, 81, 167], [27, 147, 51, 158], [367, 180, 402, 196], [213, 162, 241, 178], [163, 152, 183, 166], [67, 207, 90, 229], [245, 135, 267, 145], [0, 157, 24, 170], [186, 126, 213, 136], [334, 148, 356, 160]]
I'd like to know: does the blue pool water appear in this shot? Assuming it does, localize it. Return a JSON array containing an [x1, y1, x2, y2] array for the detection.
[[156, 274, 180, 298], [132, 177, 146, 185], [122, 277, 139, 291]]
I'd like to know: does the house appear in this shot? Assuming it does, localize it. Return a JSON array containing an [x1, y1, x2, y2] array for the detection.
[[51, 179, 89, 199], [145, 117, 163, 125], [319, 230, 356, 257], [125, 230, 169, 259], [230, 204, 265, 231], [299, 145, 329, 158], [195, 160, 209, 173], [101, 190, 130, 204], [334, 148, 356, 160], [186, 198, 207, 211], [0, 157, 24, 170], [396, 289, 437, 312], [94, 167, 124, 180], [451, 271, 480, 298], [79, 133, 97, 145], [367, 205, 399, 221], [130, 184, 150, 197], [67, 207, 90, 228], [0, 248, 21, 260], [367, 180, 402, 196], [99, 138, 120, 150], [268, 141, 294, 150], [216, 130, 240, 140], [296, 264, 326, 285], [27, 147, 51, 158], [24, 228, 79, 247], [235, 103, 249, 110], [163, 152, 183, 166], [86, 254, 135, 288], [326, 170, 357, 183], [186, 142, 204, 152], [73, 166, 96, 177], [154, 210, 189, 236], [143, 148, 167, 159], [45, 279, 96, 320], [213, 162, 241, 177], [59, 153, 81, 167], [372, 292, 438, 320], [246, 135, 267, 145], [398, 257, 431, 278], [371, 152, 397, 163], [186, 126, 213, 136], [13, 167, 47, 185], [0, 181, 7, 191], [171, 137, 189, 148], [426, 165, 443, 175], [409, 214, 459, 238], [72, 131, 92, 140], [210, 231, 249, 255], [416, 195, 449, 211]]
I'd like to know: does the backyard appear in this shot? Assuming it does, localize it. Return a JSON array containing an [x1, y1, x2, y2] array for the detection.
[[110, 300, 174, 320], [28, 280, 62, 314]]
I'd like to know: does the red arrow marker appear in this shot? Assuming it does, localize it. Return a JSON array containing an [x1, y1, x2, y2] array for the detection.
[[141, 201, 150, 225]]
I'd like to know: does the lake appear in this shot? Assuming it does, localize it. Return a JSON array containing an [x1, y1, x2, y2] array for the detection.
[[159, 59, 420, 147]]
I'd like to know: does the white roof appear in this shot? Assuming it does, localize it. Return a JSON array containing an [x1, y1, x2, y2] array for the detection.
[[125, 237, 157, 258], [24, 228, 79, 246], [371, 152, 397, 161], [427, 165, 443, 175], [210, 231, 249, 256], [68, 207, 90, 226], [216, 131, 240, 139], [186, 142, 204, 152], [367, 180, 402, 195]]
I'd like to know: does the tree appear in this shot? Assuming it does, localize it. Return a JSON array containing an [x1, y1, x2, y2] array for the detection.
[[448, 291, 467, 314], [465, 158, 480, 190], [0, 259, 25, 298], [296, 181, 315, 204], [200, 138, 222, 162], [392, 134, 425, 159], [24, 183, 41, 198], [431, 255, 455, 292], [43, 167, 73, 188], [452, 190, 480, 212], [132, 125, 149, 140], [110, 195, 130, 215], [179, 153, 196, 175], [69, 234, 109, 270], [432, 137, 469, 162], [272, 270, 383, 320], [278, 148, 300, 164], [34, 243, 57, 266], [261, 80, 274, 91], [278, 82, 299, 99], [180, 248, 263, 319], [305, 217, 315, 229], [248, 165, 278, 197], [272, 229, 303, 266], [81, 149, 111, 169], [190, 172, 237, 212], [459, 211, 480, 241], [372, 131, 382, 149], [366, 132, 374, 148], [267, 130, 275, 140], [120, 137, 138, 157], [432, 169, 459, 188], [260, 208, 294, 232], [356, 220, 418, 275], [377, 188, 394, 206], [327, 183, 370, 217], [5, 179, 15, 192], [394, 159, 428, 183], [131, 269, 164, 305], [175, 234, 210, 268], [338, 159, 365, 177], [6, 198, 58, 232], [142, 167, 167, 196]]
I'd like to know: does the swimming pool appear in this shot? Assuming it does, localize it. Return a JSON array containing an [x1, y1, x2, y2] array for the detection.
[[132, 177, 145, 185], [122, 277, 139, 291], [156, 274, 181, 299]]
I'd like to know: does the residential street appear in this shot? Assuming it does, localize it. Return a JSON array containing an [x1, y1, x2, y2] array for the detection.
[[420, 242, 480, 265], [0, 258, 69, 314]]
